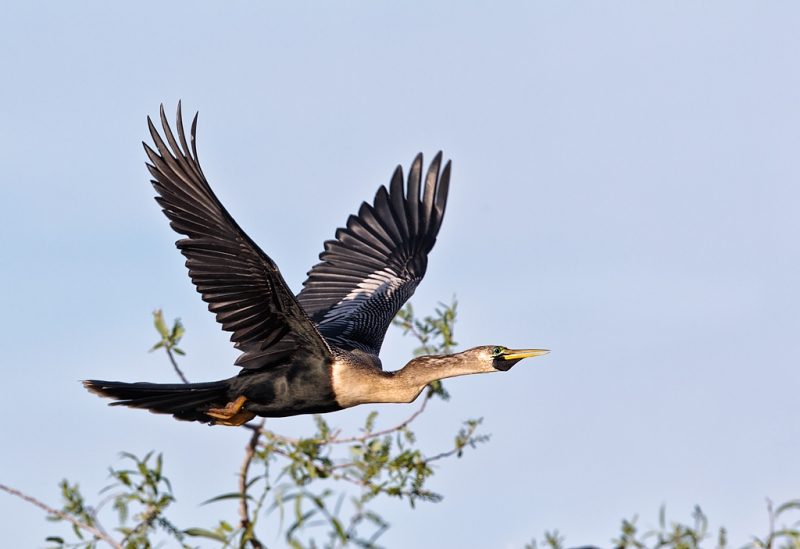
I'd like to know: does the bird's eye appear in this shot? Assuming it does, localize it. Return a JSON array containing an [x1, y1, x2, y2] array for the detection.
[[492, 347, 503, 357]]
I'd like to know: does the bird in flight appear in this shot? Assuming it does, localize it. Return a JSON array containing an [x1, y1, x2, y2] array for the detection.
[[84, 104, 549, 426]]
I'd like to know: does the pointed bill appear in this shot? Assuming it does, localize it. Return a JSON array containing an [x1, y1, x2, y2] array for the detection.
[[501, 349, 550, 361]]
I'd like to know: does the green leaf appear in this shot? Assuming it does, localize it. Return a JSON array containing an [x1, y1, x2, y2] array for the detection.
[[173, 348, 186, 356], [153, 310, 169, 338], [364, 411, 379, 433], [330, 516, 347, 541], [45, 537, 65, 543], [426, 380, 450, 401], [201, 492, 254, 505], [183, 528, 228, 541], [170, 320, 185, 342], [717, 526, 728, 549], [313, 415, 330, 439], [776, 500, 800, 516]]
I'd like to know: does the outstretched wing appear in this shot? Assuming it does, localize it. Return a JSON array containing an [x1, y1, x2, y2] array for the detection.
[[296, 153, 451, 355], [144, 103, 331, 370]]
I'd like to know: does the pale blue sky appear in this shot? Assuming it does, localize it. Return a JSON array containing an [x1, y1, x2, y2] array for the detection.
[[1, 2, 799, 548]]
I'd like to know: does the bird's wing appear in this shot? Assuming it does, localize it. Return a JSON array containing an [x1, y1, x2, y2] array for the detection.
[[296, 153, 451, 355], [144, 103, 331, 370]]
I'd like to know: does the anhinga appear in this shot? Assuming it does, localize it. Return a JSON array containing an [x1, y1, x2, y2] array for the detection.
[[84, 104, 549, 426]]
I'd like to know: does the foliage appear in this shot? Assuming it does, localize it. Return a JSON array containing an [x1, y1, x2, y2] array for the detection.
[[392, 297, 458, 401], [393, 296, 458, 357], [149, 310, 189, 383], [41, 452, 190, 549], [10, 299, 488, 549], [524, 502, 800, 549], [1, 299, 797, 548], [149, 310, 186, 357]]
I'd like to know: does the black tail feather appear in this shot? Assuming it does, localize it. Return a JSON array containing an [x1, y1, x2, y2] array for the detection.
[[83, 379, 231, 423]]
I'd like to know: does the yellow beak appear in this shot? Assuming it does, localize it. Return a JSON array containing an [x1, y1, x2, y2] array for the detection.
[[502, 349, 550, 360]]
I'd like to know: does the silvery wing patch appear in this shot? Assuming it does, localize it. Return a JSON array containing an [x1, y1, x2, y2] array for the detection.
[[297, 153, 451, 356]]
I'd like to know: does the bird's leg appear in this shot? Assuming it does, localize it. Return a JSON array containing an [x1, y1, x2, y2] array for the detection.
[[205, 396, 256, 426]]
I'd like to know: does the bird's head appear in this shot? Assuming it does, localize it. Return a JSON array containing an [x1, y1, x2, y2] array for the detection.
[[398, 345, 550, 396], [482, 345, 550, 371]]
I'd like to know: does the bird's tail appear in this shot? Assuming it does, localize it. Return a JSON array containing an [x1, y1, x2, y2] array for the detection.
[[83, 379, 232, 424]]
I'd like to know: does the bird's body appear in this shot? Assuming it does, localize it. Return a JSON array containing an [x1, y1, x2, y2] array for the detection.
[[84, 104, 548, 425]]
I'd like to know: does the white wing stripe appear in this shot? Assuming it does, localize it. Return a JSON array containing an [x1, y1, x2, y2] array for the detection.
[[318, 268, 402, 326]]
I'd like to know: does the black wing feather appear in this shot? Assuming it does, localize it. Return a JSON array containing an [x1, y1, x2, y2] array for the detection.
[[145, 103, 331, 370], [297, 152, 451, 355]]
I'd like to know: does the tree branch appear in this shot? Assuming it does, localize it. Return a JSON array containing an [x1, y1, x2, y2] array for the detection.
[[120, 508, 157, 547], [399, 322, 435, 354], [424, 446, 466, 463], [252, 394, 431, 447], [165, 346, 189, 384], [239, 419, 266, 549], [327, 394, 430, 444], [0, 483, 123, 549]]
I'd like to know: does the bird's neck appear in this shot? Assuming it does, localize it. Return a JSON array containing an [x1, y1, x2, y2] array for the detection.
[[330, 352, 490, 408], [395, 353, 491, 391]]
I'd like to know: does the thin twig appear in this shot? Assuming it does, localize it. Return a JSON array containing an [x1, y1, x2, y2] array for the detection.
[[92, 491, 123, 516], [254, 394, 431, 447], [255, 429, 301, 444], [396, 320, 439, 356], [424, 446, 465, 463], [262, 445, 428, 498], [0, 483, 124, 549], [165, 346, 189, 384], [120, 508, 157, 546], [767, 498, 775, 549], [328, 394, 430, 444], [425, 423, 484, 463], [239, 419, 266, 549], [399, 322, 428, 349]]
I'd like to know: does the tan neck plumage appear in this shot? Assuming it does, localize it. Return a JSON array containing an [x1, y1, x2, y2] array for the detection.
[[331, 352, 492, 408]]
